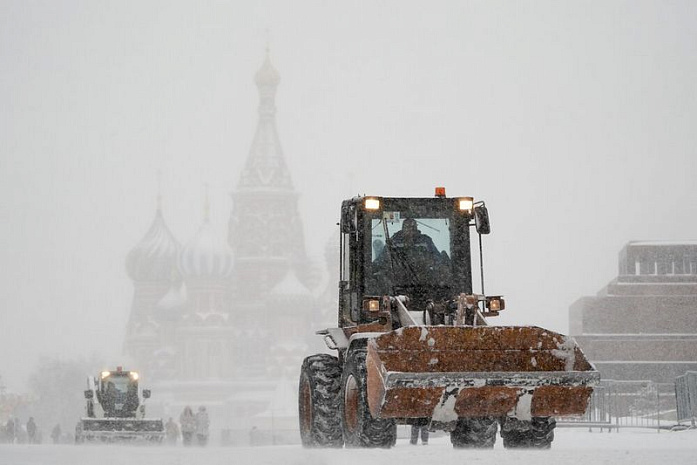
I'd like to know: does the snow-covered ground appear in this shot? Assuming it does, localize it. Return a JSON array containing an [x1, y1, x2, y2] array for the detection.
[[1, 428, 696, 465]]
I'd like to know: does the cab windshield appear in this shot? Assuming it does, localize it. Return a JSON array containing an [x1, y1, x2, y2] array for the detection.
[[98, 374, 140, 417], [102, 375, 135, 397], [366, 212, 453, 299]]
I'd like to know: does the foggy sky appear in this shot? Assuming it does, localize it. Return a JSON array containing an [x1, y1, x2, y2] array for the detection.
[[1, 1, 696, 391]]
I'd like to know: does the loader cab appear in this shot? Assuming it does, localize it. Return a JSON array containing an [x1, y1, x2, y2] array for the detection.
[[96, 369, 140, 418], [339, 195, 483, 327]]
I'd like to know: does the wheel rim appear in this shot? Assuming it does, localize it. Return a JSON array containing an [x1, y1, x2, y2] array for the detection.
[[344, 374, 359, 433], [300, 375, 312, 434]]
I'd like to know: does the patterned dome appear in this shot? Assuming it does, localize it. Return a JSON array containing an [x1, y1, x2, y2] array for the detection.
[[126, 209, 181, 282], [179, 220, 234, 279], [255, 52, 280, 87]]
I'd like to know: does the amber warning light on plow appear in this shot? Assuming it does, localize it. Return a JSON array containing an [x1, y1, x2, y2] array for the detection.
[[486, 296, 505, 312]]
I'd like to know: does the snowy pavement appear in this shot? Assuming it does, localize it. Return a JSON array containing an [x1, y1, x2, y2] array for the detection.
[[1, 428, 696, 465]]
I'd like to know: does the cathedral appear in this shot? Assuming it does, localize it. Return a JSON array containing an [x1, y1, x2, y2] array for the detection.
[[122, 52, 336, 444]]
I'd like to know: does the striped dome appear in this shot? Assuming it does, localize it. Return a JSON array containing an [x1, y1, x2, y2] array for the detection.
[[126, 209, 181, 282], [179, 220, 234, 279]]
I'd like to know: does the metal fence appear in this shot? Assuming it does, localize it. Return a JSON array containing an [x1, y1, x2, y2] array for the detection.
[[675, 371, 697, 426], [219, 378, 695, 445], [558, 380, 677, 431], [558, 382, 613, 429]]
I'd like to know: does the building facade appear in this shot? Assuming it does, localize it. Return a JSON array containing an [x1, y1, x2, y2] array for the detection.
[[122, 53, 334, 442], [569, 242, 697, 383]]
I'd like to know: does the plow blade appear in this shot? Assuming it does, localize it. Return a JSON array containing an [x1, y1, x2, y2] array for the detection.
[[366, 326, 599, 421], [78, 418, 165, 443]]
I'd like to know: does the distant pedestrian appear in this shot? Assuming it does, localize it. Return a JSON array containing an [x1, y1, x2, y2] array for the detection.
[[5, 418, 15, 444], [13, 418, 25, 444], [51, 424, 61, 444], [165, 417, 179, 445], [26, 417, 37, 444], [179, 406, 195, 446], [195, 406, 210, 447]]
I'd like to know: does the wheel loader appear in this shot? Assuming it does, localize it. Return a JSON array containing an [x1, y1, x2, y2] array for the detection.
[[75, 367, 164, 443], [298, 189, 599, 449]]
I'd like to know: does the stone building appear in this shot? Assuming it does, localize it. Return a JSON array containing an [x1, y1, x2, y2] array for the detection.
[[569, 241, 697, 383], [122, 52, 333, 442]]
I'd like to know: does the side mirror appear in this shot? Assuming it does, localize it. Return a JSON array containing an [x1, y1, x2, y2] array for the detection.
[[84, 390, 93, 400], [142, 389, 151, 399], [474, 206, 491, 235]]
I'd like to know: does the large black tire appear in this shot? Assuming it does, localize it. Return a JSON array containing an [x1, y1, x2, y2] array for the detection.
[[450, 417, 498, 448], [529, 417, 556, 448], [298, 354, 344, 448], [501, 417, 556, 449], [341, 349, 396, 448]]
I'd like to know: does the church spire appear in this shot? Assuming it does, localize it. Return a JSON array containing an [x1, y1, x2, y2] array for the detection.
[[228, 51, 309, 297], [254, 46, 281, 117], [236, 49, 292, 191]]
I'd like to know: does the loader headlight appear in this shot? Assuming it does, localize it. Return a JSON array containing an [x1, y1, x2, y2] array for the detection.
[[364, 197, 381, 211], [101, 371, 111, 379], [486, 296, 505, 312], [129, 372, 139, 380], [458, 197, 474, 213], [363, 299, 380, 312]]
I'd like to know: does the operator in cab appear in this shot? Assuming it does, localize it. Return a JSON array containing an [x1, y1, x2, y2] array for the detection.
[[389, 218, 440, 256], [372, 217, 451, 293]]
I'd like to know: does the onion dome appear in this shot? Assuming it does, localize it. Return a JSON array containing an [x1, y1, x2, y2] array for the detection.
[[179, 219, 234, 279], [126, 209, 181, 282], [254, 49, 280, 87]]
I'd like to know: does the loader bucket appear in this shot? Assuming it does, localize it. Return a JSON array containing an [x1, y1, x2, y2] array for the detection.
[[365, 326, 599, 422], [78, 418, 165, 443]]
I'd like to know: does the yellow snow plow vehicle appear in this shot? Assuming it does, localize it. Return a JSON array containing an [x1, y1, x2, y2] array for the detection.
[[299, 189, 599, 449], [75, 367, 164, 443]]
